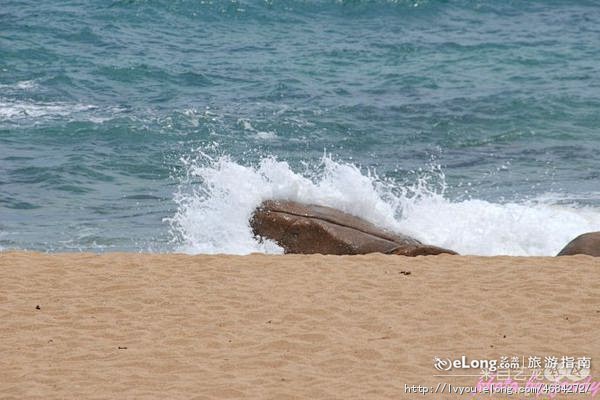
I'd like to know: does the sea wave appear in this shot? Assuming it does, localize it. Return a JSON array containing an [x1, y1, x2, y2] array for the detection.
[[0, 99, 96, 121], [169, 153, 600, 256], [0, 80, 38, 91]]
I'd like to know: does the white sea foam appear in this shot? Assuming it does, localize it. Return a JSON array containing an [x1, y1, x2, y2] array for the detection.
[[238, 118, 278, 139], [16, 80, 37, 90], [0, 80, 38, 90], [0, 99, 95, 120], [169, 154, 600, 256]]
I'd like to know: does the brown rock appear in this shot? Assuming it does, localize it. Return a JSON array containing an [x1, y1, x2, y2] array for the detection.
[[557, 232, 600, 257], [250, 200, 457, 256]]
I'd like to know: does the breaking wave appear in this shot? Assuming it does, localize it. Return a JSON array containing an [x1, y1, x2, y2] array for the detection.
[[169, 153, 600, 256]]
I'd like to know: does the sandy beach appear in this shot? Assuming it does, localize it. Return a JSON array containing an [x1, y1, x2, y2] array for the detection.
[[0, 252, 598, 399]]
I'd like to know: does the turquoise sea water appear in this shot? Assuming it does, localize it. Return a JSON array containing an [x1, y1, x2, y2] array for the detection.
[[1, 0, 600, 254]]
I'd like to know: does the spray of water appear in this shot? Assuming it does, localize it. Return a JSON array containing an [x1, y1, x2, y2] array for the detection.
[[168, 152, 600, 256]]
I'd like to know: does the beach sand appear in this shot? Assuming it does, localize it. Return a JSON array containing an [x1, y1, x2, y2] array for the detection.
[[1, 252, 598, 399]]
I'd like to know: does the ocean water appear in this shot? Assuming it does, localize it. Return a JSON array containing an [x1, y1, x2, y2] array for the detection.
[[1, 0, 599, 255]]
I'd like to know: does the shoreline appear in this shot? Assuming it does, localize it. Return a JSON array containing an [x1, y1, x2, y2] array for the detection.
[[1, 252, 598, 399], [3, 251, 598, 258]]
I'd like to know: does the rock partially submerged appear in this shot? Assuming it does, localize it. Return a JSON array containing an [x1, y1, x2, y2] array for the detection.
[[250, 200, 457, 256], [557, 232, 600, 257]]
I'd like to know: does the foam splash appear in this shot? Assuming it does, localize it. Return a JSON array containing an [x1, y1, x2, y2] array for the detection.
[[169, 154, 600, 256]]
